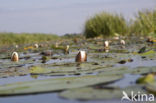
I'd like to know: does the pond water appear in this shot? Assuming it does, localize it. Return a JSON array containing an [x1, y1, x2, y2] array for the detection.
[[0, 1, 156, 103], [0, 50, 155, 103], [116, 56, 156, 68], [0, 0, 155, 35], [0, 73, 140, 103], [0, 93, 123, 103]]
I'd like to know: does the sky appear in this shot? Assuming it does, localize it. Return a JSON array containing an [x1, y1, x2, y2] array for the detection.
[[0, 0, 155, 35]]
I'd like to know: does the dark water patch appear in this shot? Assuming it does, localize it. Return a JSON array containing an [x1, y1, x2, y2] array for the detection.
[[115, 56, 156, 68]]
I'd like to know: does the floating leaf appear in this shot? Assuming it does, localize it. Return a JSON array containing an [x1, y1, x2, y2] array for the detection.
[[0, 74, 123, 96], [59, 85, 146, 100], [99, 66, 156, 76], [140, 50, 155, 56], [98, 66, 130, 75], [145, 82, 156, 95], [0, 67, 29, 78], [139, 50, 156, 59], [136, 74, 155, 84], [131, 66, 156, 75], [29, 62, 112, 76], [29, 66, 51, 74], [0, 59, 34, 69]]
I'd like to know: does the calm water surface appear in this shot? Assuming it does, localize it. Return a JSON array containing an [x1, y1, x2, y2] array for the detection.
[[0, 1, 156, 103]]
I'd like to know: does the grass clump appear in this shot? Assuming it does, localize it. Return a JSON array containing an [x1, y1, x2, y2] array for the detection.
[[84, 9, 156, 38], [0, 32, 59, 46], [84, 12, 127, 38], [130, 9, 156, 36]]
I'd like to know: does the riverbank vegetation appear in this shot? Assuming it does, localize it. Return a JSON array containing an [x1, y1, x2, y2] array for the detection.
[[130, 9, 156, 37], [0, 32, 59, 46], [0, 9, 155, 46], [84, 9, 156, 38], [84, 12, 127, 38]]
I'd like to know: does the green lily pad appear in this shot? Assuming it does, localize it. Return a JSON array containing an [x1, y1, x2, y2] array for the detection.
[[0, 59, 34, 69], [99, 66, 156, 76], [131, 66, 156, 75], [140, 50, 155, 56], [138, 50, 156, 59], [87, 44, 102, 50], [136, 74, 155, 84], [29, 62, 113, 76], [0, 74, 123, 96], [0, 53, 10, 59], [60, 87, 122, 100], [145, 82, 156, 95], [0, 67, 29, 78], [90, 52, 133, 63], [59, 85, 146, 100], [98, 66, 130, 75], [29, 66, 52, 74]]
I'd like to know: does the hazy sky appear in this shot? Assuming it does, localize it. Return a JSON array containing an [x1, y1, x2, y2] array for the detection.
[[0, 0, 155, 35]]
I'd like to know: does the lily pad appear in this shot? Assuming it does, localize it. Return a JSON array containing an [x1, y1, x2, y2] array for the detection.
[[59, 85, 146, 100], [29, 66, 52, 74], [0, 59, 34, 69], [145, 82, 156, 95], [29, 62, 113, 76], [131, 66, 156, 75], [140, 50, 155, 56], [0, 67, 29, 78], [136, 74, 155, 84], [0, 74, 123, 96], [60, 87, 122, 100], [99, 66, 156, 76], [139, 50, 156, 59], [98, 66, 130, 75]]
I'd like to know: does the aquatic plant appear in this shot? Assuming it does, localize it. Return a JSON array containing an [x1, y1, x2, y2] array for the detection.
[[120, 40, 126, 45], [136, 74, 155, 84], [11, 52, 19, 62], [84, 9, 156, 38], [34, 44, 39, 48], [64, 45, 70, 54], [130, 9, 156, 36], [84, 12, 127, 38], [75, 51, 87, 62], [0, 32, 59, 46], [104, 40, 109, 50]]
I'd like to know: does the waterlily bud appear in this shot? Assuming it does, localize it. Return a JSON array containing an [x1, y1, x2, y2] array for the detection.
[[65, 45, 69, 54], [104, 49, 109, 53], [15, 45, 19, 49], [66, 45, 69, 51], [113, 33, 120, 40], [75, 51, 87, 62], [104, 41, 109, 49], [55, 42, 59, 48], [11, 52, 19, 62], [113, 36, 119, 40], [120, 40, 125, 45], [34, 44, 39, 48]]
